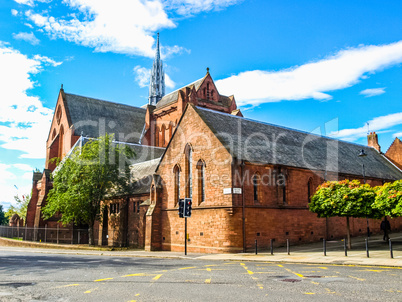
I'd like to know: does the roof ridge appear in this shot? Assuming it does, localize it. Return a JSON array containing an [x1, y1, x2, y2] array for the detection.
[[194, 106, 370, 149], [159, 76, 206, 100], [65, 92, 145, 111]]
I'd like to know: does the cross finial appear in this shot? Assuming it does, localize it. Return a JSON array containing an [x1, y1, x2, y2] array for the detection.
[[61, 84, 64, 90], [206, 67, 210, 74]]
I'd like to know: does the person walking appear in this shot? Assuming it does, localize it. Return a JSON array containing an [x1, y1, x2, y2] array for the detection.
[[380, 217, 391, 241]]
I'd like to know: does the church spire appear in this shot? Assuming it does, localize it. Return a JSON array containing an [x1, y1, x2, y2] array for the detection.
[[148, 33, 165, 106]]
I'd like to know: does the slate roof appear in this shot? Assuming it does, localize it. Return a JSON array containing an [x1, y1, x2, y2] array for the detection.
[[76, 137, 164, 165], [194, 107, 402, 180], [64, 93, 146, 144], [130, 158, 161, 194], [156, 76, 206, 109]]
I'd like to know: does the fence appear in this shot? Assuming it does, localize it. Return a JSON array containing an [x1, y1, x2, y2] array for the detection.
[[0, 225, 132, 247], [0, 225, 92, 245], [251, 235, 402, 259]]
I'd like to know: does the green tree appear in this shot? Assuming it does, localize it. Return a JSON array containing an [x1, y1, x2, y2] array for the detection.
[[0, 205, 8, 225], [309, 179, 379, 249], [373, 180, 402, 217], [5, 194, 30, 223], [43, 134, 134, 245]]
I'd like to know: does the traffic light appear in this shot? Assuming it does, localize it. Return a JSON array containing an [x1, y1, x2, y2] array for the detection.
[[178, 199, 184, 218], [183, 198, 192, 217]]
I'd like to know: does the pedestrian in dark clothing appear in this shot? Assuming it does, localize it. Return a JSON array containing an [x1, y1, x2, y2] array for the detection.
[[380, 217, 391, 241]]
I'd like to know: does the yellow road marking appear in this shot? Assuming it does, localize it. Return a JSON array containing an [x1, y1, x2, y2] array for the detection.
[[206, 268, 212, 272], [94, 278, 113, 282], [247, 270, 254, 275], [277, 264, 284, 267], [84, 287, 98, 294], [304, 292, 315, 295], [136, 294, 140, 296], [205, 279, 211, 284], [348, 275, 365, 281], [311, 281, 319, 285], [204, 265, 218, 267], [325, 288, 336, 294], [362, 269, 390, 273], [319, 267, 328, 269], [179, 267, 196, 270], [257, 283, 263, 289], [153, 274, 163, 281], [283, 267, 305, 279], [240, 263, 245, 266], [122, 273, 146, 277]]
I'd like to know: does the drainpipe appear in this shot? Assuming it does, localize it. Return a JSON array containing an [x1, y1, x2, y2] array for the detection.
[[241, 160, 246, 253]]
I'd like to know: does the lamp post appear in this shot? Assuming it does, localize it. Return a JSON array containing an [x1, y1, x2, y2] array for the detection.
[[358, 149, 370, 238]]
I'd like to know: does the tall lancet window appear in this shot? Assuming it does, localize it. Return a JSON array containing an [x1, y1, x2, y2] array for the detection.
[[185, 145, 193, 199], [197, 160, 206, 204], [174, 165, 181, 206]]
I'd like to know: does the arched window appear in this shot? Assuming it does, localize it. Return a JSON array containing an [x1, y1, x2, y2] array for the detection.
[[169, 123, 173, 141], [252, 173, 260, 203], [185, 144, 193, 198], [307, 178, 313, 203], [51, 129, 56, 140], [155, 126, 159, 147], [58, 125, 64, 159], [197, 160, 206, 204], [161, 125, 166, 147], [56, 105, 62, 125], [206, 82, 210, 99], [174, 165, 181, 206]]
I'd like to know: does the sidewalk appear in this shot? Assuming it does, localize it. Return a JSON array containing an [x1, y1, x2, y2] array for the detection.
[[1, 232, 401, 267]]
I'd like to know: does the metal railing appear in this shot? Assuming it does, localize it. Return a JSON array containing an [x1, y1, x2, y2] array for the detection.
[[0, 225, 91, 245]]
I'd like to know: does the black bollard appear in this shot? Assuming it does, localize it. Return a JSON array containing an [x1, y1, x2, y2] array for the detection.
[[287, 239, 290, 255], [389, 239, 393, 259], [270, 239, 274, 255], [344, 238, 347, 257], [365, 238, 369, 258], [323, 239, 327, 256], [255, 239, 258, 255]]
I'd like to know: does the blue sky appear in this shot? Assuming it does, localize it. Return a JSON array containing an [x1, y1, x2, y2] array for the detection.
[[1, 0, 402, 209]]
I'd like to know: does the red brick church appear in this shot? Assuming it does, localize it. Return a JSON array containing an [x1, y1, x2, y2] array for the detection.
[[26, 36, 402, 253]]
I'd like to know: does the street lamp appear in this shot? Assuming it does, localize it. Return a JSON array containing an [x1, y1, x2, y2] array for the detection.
[[358, 149, 370, 238]]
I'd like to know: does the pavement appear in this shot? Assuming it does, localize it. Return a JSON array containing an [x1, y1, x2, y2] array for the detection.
[[1, 232, 401, 267]]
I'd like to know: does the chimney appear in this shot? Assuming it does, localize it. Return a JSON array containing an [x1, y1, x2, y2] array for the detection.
[[367, 132, 381, 152]]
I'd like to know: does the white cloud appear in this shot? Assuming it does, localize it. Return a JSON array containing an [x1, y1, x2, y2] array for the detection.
[[133, 66, 150, 88], [163, 0, 242, 15], [25, 0, 178, 57], [393, 132, 402, 138], [11, 9, 19, 16], [13, 0, 51, 6], [165, 73, 175, 89], [14, 0, 35, 6], [0, 43, 57, 159], [12, 32, 40, 45], [331, 112, 402, 141], [216, 41, 402, 106], [33, 54, 62, 66], [360, 87, 386, 97], [134, 65, 175, 89]]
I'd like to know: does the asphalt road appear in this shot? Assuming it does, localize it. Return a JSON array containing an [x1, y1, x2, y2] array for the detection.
[[0, 249, 401, 302]]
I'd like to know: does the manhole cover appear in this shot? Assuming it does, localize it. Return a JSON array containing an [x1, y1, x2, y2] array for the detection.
[[281, 279, 301, 283], [0, 283, 35, 288]]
